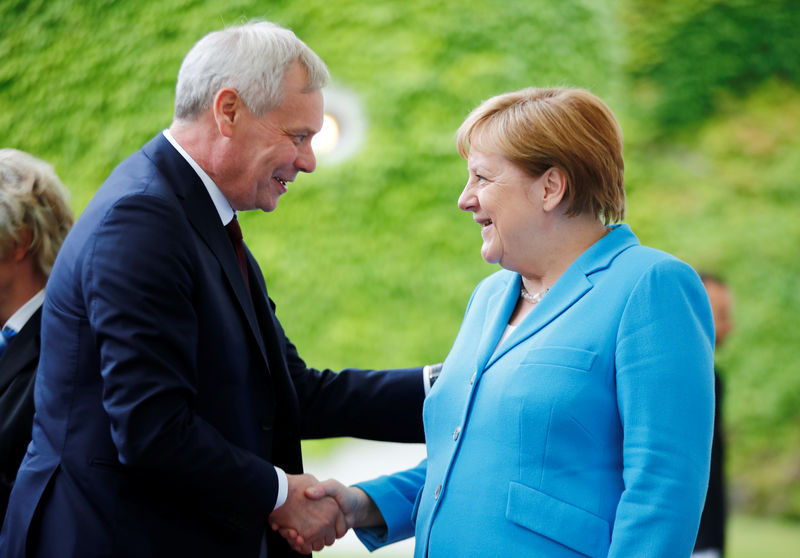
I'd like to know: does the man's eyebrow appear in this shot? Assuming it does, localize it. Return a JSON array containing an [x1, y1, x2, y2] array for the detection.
[[288, 126, 319, 136]]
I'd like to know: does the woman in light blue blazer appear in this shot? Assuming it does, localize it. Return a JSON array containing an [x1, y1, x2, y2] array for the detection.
[[283, 87, 716, 557]]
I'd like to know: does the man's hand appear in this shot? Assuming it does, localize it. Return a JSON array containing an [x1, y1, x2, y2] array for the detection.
[[268, 473, 346, 553]]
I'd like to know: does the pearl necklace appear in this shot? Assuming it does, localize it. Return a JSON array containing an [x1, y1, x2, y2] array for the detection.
[[520, 285, 549, 304]]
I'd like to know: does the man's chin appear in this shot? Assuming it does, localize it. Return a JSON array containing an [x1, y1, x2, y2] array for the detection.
[[262, 199, 280, 212], [255, 195, 281, 213]]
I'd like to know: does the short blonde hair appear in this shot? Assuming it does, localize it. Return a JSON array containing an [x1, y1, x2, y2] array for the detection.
[[457, 87, 625, 223], [0, 149, 74, 279]]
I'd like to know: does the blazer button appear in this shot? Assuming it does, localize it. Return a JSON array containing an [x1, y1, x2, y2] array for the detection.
[[469, 372, 476, 385], [452, 426, 461, 441], [434, 484, 442, 499]]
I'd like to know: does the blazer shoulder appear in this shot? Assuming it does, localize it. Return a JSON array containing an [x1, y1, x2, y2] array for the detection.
[[612, 243, 699, 282]]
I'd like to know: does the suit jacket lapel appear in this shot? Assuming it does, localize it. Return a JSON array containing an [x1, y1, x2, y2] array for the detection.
[[0, 309, 41, 390], [484, 224, 640, 369], [246, 252, 288, 373], [141, 134, 269, 370]]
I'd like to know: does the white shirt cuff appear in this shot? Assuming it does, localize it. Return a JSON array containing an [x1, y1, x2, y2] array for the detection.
[[423, 365, 432, 396], [273, 466, 288, 511]]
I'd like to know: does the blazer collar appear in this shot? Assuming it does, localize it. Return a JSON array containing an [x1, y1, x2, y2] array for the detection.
[[480, 224, 640, 370], [140, 134, 269, 368]]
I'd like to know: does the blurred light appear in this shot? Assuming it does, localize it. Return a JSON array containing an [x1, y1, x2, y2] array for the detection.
[[312, 114, 341, 155], [311, 85, 366, 164]]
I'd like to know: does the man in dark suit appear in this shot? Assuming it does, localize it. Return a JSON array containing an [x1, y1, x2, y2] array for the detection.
[[694, 273, 734, 558], [0, 149, 74, 526], [0, 21, 425, 558]]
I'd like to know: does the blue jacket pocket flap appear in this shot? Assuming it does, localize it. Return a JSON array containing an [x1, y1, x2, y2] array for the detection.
[[506, 482, 610, 558]]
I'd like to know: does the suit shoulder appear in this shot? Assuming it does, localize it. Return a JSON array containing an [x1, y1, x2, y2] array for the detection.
[[100, 150, 177, 204], [75, 149, 183, 237]]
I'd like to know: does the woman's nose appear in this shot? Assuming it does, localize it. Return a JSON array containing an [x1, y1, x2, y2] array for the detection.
[[457, 182, 476, 212]]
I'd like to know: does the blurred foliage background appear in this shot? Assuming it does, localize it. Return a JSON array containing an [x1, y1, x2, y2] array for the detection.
[[2, 0, 799, 536]]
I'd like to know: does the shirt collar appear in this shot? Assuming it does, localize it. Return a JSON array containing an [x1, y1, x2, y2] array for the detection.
[[162, 129, 235, 226], [4, 289, 45, 333]]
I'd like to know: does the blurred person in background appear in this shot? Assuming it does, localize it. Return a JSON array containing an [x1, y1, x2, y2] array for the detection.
[[693, 272, 734, 558], [279, 87, 716, 557], [0, 149, 74, 526], [0, 21, 425, 558]]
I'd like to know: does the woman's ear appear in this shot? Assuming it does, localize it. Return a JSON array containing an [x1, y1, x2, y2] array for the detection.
[[541, 167, 567, 212]]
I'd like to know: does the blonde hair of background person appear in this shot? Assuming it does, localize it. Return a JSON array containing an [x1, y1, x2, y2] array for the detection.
[[0, 149, 73, 282]]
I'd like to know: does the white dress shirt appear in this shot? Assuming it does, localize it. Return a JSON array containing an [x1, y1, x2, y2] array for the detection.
[[4, 289, 45, 333]]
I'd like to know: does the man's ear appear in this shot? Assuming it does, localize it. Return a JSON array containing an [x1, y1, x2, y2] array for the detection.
[[541, 167, 567, 212], [213, 88, 243, 138], [12, 228, 34, 263]]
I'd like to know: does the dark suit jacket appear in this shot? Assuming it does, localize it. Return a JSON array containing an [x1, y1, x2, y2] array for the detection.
[[695, 370, 726, 553], [0, 134, 425, 558], [0, 308, 41, 525]]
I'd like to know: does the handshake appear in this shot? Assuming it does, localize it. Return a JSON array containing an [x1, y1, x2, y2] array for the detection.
[[269, 473, 382, 554]]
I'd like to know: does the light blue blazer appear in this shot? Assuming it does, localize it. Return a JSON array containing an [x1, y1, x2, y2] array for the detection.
[[356, 224, 715, 557]]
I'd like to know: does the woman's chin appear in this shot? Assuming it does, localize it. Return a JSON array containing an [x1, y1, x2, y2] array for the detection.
[[480, 245, 502, 265]]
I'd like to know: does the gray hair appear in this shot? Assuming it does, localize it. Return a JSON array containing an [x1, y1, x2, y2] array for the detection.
[[174, 20, 330, 121], [0, 149, 74, 279]]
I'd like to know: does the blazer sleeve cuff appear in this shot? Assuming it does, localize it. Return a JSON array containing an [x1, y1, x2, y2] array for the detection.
[[353, 461, 426, 550]]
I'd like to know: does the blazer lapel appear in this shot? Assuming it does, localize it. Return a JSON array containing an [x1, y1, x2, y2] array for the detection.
[[485, 272, 592, 369], [141, 134, 269, 369], [485, 224, 640, 368], [474, 275, 519, 373]]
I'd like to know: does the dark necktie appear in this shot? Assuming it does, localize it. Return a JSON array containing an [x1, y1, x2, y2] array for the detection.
[[0, 325, 17, 359], [225, 215, 250, 294]]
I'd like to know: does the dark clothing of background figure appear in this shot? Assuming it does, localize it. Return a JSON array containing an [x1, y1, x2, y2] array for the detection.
[[0, 308, 41, 525], [0, 133, 425, 558], [695, 371, 726, 554]]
